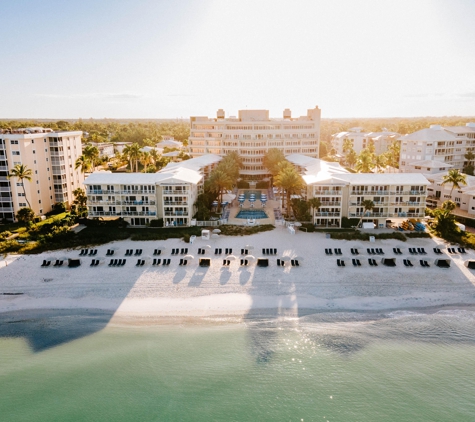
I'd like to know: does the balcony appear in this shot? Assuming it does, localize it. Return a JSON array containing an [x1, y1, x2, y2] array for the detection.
[[162, 190, 189, 195], [121, 200, 156, 205], [314, 212, 341, 217], [389, 191, 426, 195], [317, 201, 341, 206], [314, 190, 342, 195], [164, 201, 188, 205], [164, 211, 189, 216], [350, 191, 389, 196], [121, 190, 155, 195], [350, 202, 388, 206], [121, 211, 157, 216]]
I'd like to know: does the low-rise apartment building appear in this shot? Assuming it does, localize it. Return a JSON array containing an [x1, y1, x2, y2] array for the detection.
[[332, 128, 399, 156], [189, 107, 321, 180], [399, 123, 475, 172], [287, 154, 429, 228], [0, 127, 84, 221], [84, 154, 221, 227]]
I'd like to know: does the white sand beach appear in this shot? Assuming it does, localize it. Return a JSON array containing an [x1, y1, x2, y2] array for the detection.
[[2, 228, 475, 319]]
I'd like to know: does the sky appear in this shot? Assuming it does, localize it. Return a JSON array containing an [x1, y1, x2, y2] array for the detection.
[[1, 0, 474, 119]]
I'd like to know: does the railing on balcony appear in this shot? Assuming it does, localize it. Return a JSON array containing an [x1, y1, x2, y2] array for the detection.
[[318, 201, 341, 206], [164, 201, 188, 205], [121, 200, 156, 205], [314, 190, 342, 195], [350, 202, 389, 206], [121, 211, 156, 216], [164, 211, 189, 216], [350, 191, 390, 196], [162, 190, 190, 195], [121, 190, 155, 194], [389, 191, 426, 195], [314, 212, 341, 217]]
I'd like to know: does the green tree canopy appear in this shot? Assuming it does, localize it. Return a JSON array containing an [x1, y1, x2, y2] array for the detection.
[[8, 163, 32, 209]]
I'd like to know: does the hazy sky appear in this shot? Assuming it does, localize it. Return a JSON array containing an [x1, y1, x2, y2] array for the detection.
[[1, 0, 474, 119]]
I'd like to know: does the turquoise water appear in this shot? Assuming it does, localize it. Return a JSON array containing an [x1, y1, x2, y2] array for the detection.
[[236, 209, 269, 219], [1, 310, 475, 421], [240, 190, 264, 199]]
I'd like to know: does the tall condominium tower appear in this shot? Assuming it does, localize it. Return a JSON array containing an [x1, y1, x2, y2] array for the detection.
[[0, 127, 84, 221]]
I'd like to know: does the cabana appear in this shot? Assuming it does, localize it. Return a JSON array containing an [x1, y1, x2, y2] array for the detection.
[[68, 258, 81, 268], [201, 230, 210, 240], [465, 261, 475, 269], [435, 259, 451, 268], [199, 258, 211, 267], [381, 258, 396, 267], [257, 258, 269, 267]]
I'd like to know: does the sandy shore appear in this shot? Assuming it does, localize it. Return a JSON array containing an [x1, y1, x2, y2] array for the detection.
[[1, 227, 475, 318]]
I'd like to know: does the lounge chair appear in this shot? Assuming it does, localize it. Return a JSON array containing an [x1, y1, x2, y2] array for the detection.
[[240, 259, 244, 266], [179, 258, 184, 265], [352, 258, 358, 267], [367, 248, 372, 255], [420, 260, 429, 267], [325, 249, 332, 255], [245, 260, 248, 266], [393, 248, 398, 254], [458, 247, 467, 254], [241, 249, 245, 255], [377, 248, 384, 255], [291, 260, 295, 266], [277, 259, 281, 266], [337, 259, 343, 267], [41, 260, 48, 267], [262, 248, 266, 255], [183, 260, 187, 266], [154, 259, 161, 266], [368, 258, 373, 266], [136, 259, 142, 266], [403, 259, 409, 267]]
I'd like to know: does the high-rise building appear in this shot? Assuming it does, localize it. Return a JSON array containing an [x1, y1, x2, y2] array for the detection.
[[0, 127, 84, 221], [189, 107, 321, 180]]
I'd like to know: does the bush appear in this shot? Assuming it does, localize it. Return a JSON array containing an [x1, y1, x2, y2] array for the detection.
[[46, 202, 67, 216], [183, 233, 191, 243], [237, 181, 250, 189], [218, 224, 274, 236], [300, 223, 316, 232], [405, 232, 431, 238], [256, 181, 269, 189], [341, 217, 360, 228], [150, 218, 164, 227]]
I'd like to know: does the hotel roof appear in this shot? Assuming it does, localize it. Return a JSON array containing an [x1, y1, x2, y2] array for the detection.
[[400, 128, 465, 142]]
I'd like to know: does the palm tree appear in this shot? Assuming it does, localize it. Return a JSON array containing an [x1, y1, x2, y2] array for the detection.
[[442, 169, 467, 197], [8, 164, 32, 209], [274, 166, 305, 217], [263, 148, 286, 184], [308, 197, 322, 223], [123, 143, 141, 172], [355, 149, 373, 173], [373, 154, 387, 173], [358, 199, 375, 228], [345, 148, 357, 168], [140, 151, 152, 172], [465, 150, 475, 165], [206, 169, 233, 211], [75, 154, 91, 173], [342, 138, 353, 155], [83, 145, 99, 171]]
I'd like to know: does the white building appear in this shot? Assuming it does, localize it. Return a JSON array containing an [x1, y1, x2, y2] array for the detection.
[[287, 154, 429, 228], [189, 107, 321, 180], [86, 142, 115, 158], [0, 127, 84, 221], [332, 128, 399, 156], [84, 154, 221, 227], [399, 123, 475, 172]]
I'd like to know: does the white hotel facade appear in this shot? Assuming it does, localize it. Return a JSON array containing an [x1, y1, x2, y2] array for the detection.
[[84, 155, 221, 227], [287, 154, 429, 228], [189, 107, 321, 180]]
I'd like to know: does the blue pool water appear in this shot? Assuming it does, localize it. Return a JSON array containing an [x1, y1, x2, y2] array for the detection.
[[236, 209, 268, 219]]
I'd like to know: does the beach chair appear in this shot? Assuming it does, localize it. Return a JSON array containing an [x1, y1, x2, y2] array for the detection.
[[325, 249, 332, 255], [179, 258, 184, 266], [241, 249, 245, 255], [121, 259, 126, 266], [215, 248, 219, 255], [366, 248, 372, 255], [245, 260, 248, 266], [458, 247, 466, 254], [291, 260, 295, 266], [240, 259, 244, 266], [368, 258, 374, 266], [136, 259, 142, 266], [262, 248, 266, 255], [377, 248, 384, 255], [277, 259, 281, 266], [156, 259, 161, 266], [152, 258, 157, 265], [398, 248, 403, 254], [41, 260, 48, 267], [95, 259, 100, 266], [352, 258, 358, 266], [393, 248, 398, 254], [183, 260, 187, 266], [420, 259, 427, 267], [403, 259, 409, 267], [125, 250, 130, 256], [273, 248, 277, 255]]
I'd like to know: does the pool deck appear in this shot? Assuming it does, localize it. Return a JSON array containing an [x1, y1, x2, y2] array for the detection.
[[226, 189, 280, 226]]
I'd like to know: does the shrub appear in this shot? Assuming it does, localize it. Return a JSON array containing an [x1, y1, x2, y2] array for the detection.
[[150, 218, 164, 227], [300, 223, 316, 232], [341, 217, 360, 228], [218, 224, 274, 236], [183, 233, 191, 243], [405, 232, 431, 239], [237, 181, 250, 189]]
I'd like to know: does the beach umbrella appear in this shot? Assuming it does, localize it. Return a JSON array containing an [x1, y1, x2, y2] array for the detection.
[[244, 255, 256, 261], [211, 233, 220, 239], [184, 254, 195, 260], [294, 256, 305, 261], [204, 245, 211, 249], [156, 246, 166, 251], [245, 245, 254, 250], [226, 255, 237, 261], [212, 229, 221, 233], [281, 256, 291, 262]]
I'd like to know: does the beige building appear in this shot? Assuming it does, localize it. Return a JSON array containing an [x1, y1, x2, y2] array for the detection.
[[0, 127, 84, 221], [332, 128, 400, 156], [189, 107, 321, 180], [287, 154, 429, 228]]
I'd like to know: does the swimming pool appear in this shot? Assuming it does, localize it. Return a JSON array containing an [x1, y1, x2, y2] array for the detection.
[[236, 209, 268, 219], [240, 190, 263, 199]]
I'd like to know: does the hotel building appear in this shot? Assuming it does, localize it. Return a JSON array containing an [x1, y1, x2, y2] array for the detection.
[[331, 128, 400, 156], [287, 154, 429, 228], [0, 127, 84, 221], [399, 123, 475, 172], [84, 154, 221, 227], [189, 107, 321, 180]]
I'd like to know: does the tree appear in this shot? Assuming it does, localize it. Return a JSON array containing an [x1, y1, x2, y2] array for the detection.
[[358, 199, 375, 228], [432, 200, 457, 236], [345, 148, 357, 168], [75, 154, 91, 173], [123, 143, 141, 172], [206, 169, 233, 211], [342, 138, 353, 155], [263, 148, 286, 183], [308, 197, 322, 222], [274, 166, 305, 217], [140, 151, 152, 172], [373, 154, 387, 173], [465, 150, 475, 166], [72, 188, 87, 216], [83, 145, 99, 171], [8, 164, 32, 209], [16, 207, 35, 225], [442, 169, 467, 197], [355, 149, 373, 173]]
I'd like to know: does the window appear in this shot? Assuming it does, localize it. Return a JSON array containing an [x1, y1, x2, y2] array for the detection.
[[33, 150, 36, 154], [39, 209, 43, 213], [19, 202, 27, 207], [16, 182, 23, 186], [18, 192, 25, 197], [10, 140, 18, 145], [12, 151, 20, 155], [39, 200, 42, 204]]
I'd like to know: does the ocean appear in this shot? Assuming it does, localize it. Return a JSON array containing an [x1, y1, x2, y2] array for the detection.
[[1, 309, 475, 421]]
